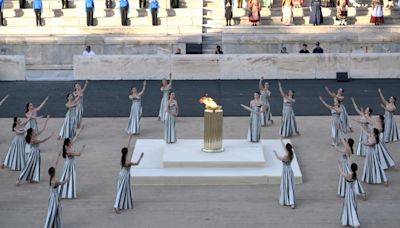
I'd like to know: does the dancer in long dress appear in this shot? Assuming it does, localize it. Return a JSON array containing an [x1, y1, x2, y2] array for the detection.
[[127, 81, 146, 135], [378, 88, 399, 142], [59, 93, 79, 140], [320, 97, 343, 146], [73, 80, 88, 129], [58, 129, 85, 199], [325, 86, 352, 133], [273, 140, 296, 209], [351, 98, 372, 156], [2, 117, 30, 171], [248, 0, 261, 26], [338, 162, 361, 228], [278, 82, 299, 138], [44, 167, 71, 228], [361, 127, 388, 186], [0, 94, 9, 107], [25, 115, 50, 162], [165, 91, 178, 143], [25, 96, 49, 132], [366, 115, 395, 169], [335, 138, 366, 200], [281, 0, 293, 26], [309, 0, 323, 26], [259, 77, 273, 126], [158, 74, 172, 121], [114, 135, 144, 214], [244, 92, 264, 142], [17, 126, 53, 185]]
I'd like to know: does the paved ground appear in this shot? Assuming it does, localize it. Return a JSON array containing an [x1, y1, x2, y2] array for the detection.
[[0, 116, 399, 228], [0, 79, 400, 117]]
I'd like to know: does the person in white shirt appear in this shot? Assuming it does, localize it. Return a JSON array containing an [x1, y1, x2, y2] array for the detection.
[[82, 46, 95, 56]]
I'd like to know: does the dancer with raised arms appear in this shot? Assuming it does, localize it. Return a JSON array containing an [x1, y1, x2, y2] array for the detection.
[[127, 80, 146, 135], [319, 96, 343, 146], [273, 139, 296, 209], [351, 98, 372, 156], [73, 80, 89, 129], [25, 96, 49, 132], [325, 86, 352, 133], [378, 88, 399, 142], [59, 93, 79, 140], [158, 74, 172, 121], [278, 82, 299, 137], [241, 92, 264, 142], [259, 77, 273, 126], [58, 127, 85, 199], [114, 135, 144, 214], [165, 91, 178, 143]]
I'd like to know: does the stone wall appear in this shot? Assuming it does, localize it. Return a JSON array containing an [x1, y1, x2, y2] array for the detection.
[[0, 55, 26, 80], [73, 53, 400, 80]]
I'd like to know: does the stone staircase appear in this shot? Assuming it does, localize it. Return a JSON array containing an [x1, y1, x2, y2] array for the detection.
[[202, 0, 224, 54]]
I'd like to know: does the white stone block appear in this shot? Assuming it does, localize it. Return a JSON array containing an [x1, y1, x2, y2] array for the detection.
[[0, 55, 26, 80]]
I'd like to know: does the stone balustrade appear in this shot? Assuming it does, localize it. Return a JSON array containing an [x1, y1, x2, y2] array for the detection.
[[0, 55, 26, 81], [73, 53, 400, 80]]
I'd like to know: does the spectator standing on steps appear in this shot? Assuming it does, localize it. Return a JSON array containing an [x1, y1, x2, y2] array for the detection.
[[171, 0, 179, 8], [150, 0, 159, 26], [225, 0, 233, 26], [106, 0, 112, 8], [313, 41, 324, 53], [62, 0, 69, 8], [86, 0, 95, 26], [33, 0, 43, 26], [120, 0, 129, 26], [139, 0, 146, 8]]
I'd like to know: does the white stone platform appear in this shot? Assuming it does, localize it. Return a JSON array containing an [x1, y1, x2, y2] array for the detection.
[[131, 139, 303, 185]]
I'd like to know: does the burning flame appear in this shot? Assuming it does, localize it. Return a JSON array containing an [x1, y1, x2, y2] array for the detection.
[[200, 96, 220, 110]]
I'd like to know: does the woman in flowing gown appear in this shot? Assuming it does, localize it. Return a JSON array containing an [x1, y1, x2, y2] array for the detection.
[[278, 82, 299, 137], [165, 91, 179, 143], [158, 74, 172, 122], [25, 96, 49, 132], [126, 81, 146, 135], [338, 162, 361, 228], [378, 88, 399, 143], [243, 92, 264, 142], [59, 93, 79, 140], [325, 87, 352, 133], [73, 80, 88, 129], [259, 77, 273, 126], [320, 97, 343, 146], [273, 139, 296, 209], [114, 135, 144, 214], [351, 98, 372, 156]]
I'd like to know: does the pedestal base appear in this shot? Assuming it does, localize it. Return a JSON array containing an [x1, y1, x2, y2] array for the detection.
[[131, 139, 303, 185]]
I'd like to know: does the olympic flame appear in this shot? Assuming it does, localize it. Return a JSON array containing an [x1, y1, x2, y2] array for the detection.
[[200, 96, 220, 110]]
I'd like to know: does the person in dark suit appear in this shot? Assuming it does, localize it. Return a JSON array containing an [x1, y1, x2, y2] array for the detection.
[[120, 0, 129, 26], [106, 0, 112, 8], [299, 43, 310, 53], [62, 0, 69, 8], [150, 0, 159, 26], [33, 0, 43, 26], [139, 0, 146, 8], [171, 0, 179, 8], [225, 0, 233, 26], [86, 0, 95, 26], [19, 0, 25, 9], [313, 41, 324, 53]]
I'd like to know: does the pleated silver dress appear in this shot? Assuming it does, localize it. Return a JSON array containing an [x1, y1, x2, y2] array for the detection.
[[331, 109, 343, 146], [376, 133, 395, 169], [338, 154, 351, 197], [260, 90, 272, 126], [362, 143, 388, 184], [58, 156, 77, 199], [356, 119, 369, 156], [59, 107, 77, 139], [26, 111, 38, 132], [340, 104, 352, 133], [75, 96, 84, 128], [341, 180, 360, 227], [114, 166, 133, 210], [44, 187, 62, 228], [383, 110, 400, 142], [280, 99, 298, 137], [18, 144, 41, 182], [248, 106, 262, 142], [126, 96, 142, 135], [158, 85, 171, 121], [24, 143, 32, 163], [3, 128, 26, 171], [279, 160, 296, 206], [165, 100, 177, 143]]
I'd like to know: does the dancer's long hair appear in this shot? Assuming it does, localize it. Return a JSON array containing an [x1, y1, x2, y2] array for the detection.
[[25, 128, 33, 144], [373, 128, 380, 144], [347, 138, 354, 154], [62, 138, 71, 159], [350, 163, 358, 180], [379, 115, 385, 133], [121, 147, 128, 167], [12, 117, 17, 131], [48, 167, 55, 186], [286, 143, 294, 162]]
